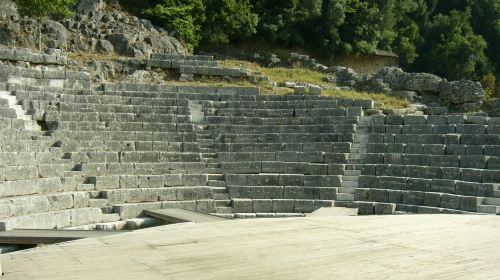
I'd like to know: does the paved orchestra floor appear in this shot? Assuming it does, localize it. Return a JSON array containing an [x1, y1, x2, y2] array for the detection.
[[1, 214, 499, 280]]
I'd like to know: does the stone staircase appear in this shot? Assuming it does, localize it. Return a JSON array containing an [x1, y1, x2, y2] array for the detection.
[[478, 185, 500, 214], [337, 116, 372, 201], [0, 90, 41, 131]]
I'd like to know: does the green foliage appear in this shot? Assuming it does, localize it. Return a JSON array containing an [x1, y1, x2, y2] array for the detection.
[[145, 0, 205, 50], [416, 10, 488, 80], [14, 0, 75, 20], [134, 0, 500, 80], [203, 0, 258, 44]]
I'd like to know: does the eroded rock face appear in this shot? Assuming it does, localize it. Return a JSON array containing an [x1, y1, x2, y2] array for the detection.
[[327, 66, 486, 112], [0, 0, 187, 58], [43, 20, 67, 49], [439, 80, 485, 111], [371, 67, 443, 93]]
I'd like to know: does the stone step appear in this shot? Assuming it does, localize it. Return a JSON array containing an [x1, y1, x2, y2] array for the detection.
[[347, 154, 363, 160], [336, 193, 354, 201], [235, 213, 306, 219], [77, 184, 95, 191], [214, 193, 230, 200], [89, 198, 108, 208], [213, 213, 235, 219], [343, 170, 361, 176], [207, 174, 224, 180], [101, 206, 114, 214], [205, 163, 221, 168], [494, 191, 500, 198], [341, 181, 358, 188], [101, 213, 121, 223], [338, 187, 357, 194], [205, 168, 221, 173], [211, 187, 228, 194], [341, 176, 359, 181], [350, 149, 367, 153], [346, 159, 364, 164], [482, 197, 500, 206], [477, 205, 500, 215], [344, 164, 364, 170], [216, 206, 234, 214], [208, 180, 225, 188]]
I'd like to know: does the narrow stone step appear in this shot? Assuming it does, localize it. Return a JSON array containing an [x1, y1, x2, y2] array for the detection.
[[338, 187, 357, 194], [344, 170, 361, 176], [206, 168, 221, 173], [214, 193, 230, 200], [213, 213, 235, 219], [216, 206, 234, 214], [347, 159, 364, 164], [477, 205, 500, 215], [348, 154, 363, 160], [89, 198, 107, 208], [208, 174, 224, 180], [336, 193, 354, 201], [344, 164, 364, 170], [77, 184, 95, 191], [211, 187, 228, 194], [341, 176, 358, 181], [483, 197, 500, 206], [494, 190, 500, 198], [341, 181, 358, 188], [208, 180, 225, 188]]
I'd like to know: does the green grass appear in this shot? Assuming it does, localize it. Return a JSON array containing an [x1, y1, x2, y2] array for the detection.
[[222, 60, 410, 109], [322, 89, 410, 109]]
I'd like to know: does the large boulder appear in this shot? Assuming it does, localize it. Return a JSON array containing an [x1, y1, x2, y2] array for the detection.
[[371, 67, 443, 93], [97, 39, 114, 55], [439, 80, 485, 111], [42, 20, 68, 49], [106, 33, 135, 56]]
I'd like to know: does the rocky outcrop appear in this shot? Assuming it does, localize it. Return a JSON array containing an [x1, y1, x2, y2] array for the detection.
[[325, 66, 486, 112], [0, 0, 186, 58], [439, 80, 485, 111]]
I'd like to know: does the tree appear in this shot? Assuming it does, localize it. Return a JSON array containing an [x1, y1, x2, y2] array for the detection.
[[145, 0, 205, 50], [416, 10, 489, 80], [203, 0, 258, 44], [13, 0, 76, 51]]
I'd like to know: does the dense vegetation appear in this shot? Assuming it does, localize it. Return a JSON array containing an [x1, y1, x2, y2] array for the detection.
[[138, 0, 499, 84]]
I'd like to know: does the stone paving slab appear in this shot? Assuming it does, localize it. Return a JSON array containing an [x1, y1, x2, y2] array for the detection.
[[1, 215, 500, 279]]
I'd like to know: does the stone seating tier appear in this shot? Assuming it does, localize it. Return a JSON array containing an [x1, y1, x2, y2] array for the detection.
[[361, 163, 500, 183], [218, 133, 355, 143], [205, 124, 356, 134], [151, 53, 214, 61], [366, 143, 500, 156], [231, 198, 335, 214], [214, 142, 352, 153], [45, 111, 192, 124], [204, 116, 359, 125], [355, 188, 483, 213], [47, 121, 195, 133], [371, 114, 500, 126], [209, 107, 364, 117], [366, 124, 500, 135], [228, 186, 337, 201], [0, 46, 67, 65], [359, 153, 500, 170]]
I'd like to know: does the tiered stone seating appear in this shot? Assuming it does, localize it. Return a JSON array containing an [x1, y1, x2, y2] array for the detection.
[[194, 94, 375, 217], [354, 114, 500, 214], [146, 53, 251, 78]]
